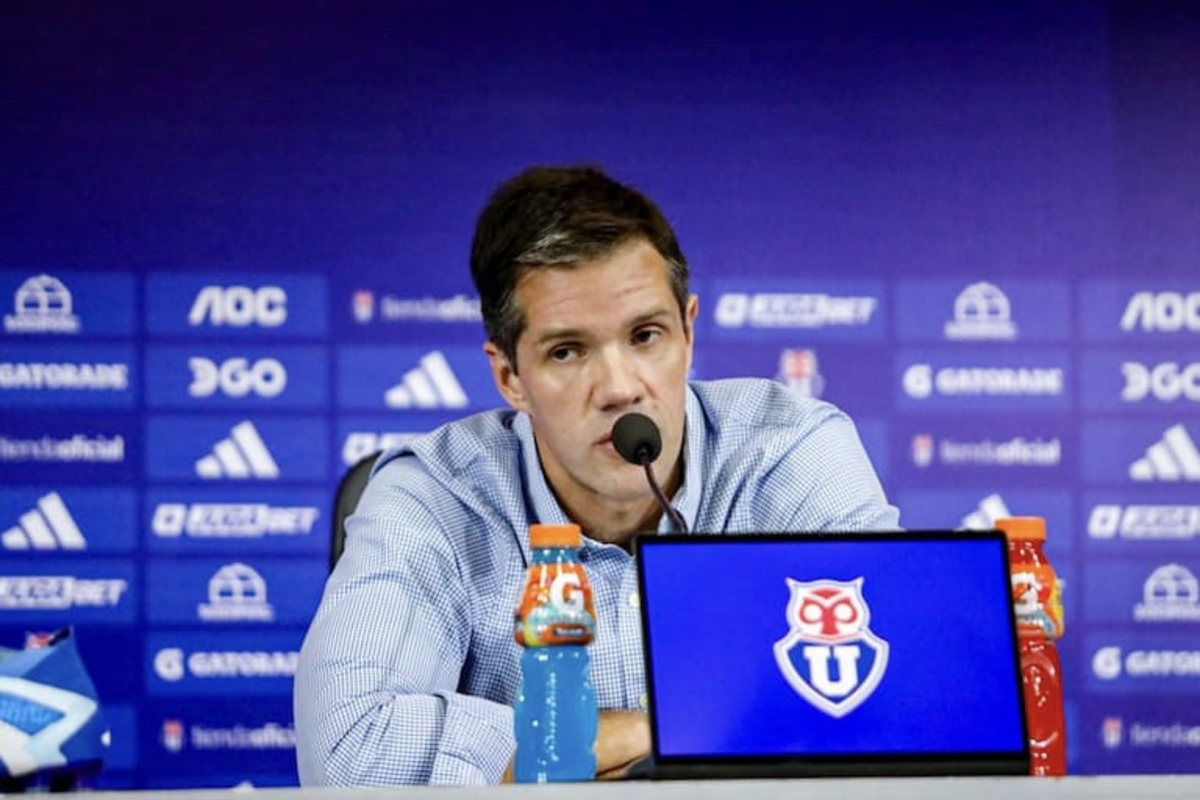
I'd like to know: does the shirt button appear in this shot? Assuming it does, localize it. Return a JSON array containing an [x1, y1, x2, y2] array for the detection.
[[639, 693, 649, 711], [628, 592, 640, 609]]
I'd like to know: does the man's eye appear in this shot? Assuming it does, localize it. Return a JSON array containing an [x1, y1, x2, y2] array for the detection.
[[549, 345, 578, 361], [633, 327, 662, 344]]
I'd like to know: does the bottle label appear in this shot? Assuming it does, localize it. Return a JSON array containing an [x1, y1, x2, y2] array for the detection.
[[515, 564, 596, 647], [1011, 564, 1063, 638]]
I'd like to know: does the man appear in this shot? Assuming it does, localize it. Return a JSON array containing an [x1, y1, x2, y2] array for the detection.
[[294, 165, 899, 785]]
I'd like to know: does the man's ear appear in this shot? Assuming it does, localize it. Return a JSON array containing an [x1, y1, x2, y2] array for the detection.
[[484, 341, 530, 413], [685, 294, 699, 345]]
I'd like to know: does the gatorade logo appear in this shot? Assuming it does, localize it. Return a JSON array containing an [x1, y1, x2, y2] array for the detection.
[[549, 572, 583, 614], [514, 564, 595, 647]]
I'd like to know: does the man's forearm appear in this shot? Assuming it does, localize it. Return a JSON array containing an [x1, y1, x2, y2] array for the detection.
[[595, 709, 651, 780]]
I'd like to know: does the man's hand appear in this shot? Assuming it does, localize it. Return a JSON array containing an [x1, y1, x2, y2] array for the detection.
[[595, 709, 651, 780]]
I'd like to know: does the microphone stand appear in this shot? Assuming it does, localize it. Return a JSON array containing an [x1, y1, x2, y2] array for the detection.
[[637, 448, 689, 534]]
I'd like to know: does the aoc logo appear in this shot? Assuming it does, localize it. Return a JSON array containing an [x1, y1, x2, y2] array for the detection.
[[773, 577, 889, 718], [1120, 292, 1200, 333], [188, 286, 287, 328]]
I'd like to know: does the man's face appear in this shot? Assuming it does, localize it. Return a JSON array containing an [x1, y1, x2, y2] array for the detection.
[[485, 239, 698, 526]]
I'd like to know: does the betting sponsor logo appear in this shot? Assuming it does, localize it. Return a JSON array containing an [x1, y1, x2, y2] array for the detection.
[[152, 502, 319, 539], [944, 282, 1017, 341], [911, 435, 1061, 468], [161, 719, 296, 752], [715, 292, 877, 329], [1121, 291, 1200, 333], [775, 348, 825, 399], [384, 350, 468, 409], [1092, 646, 1200, 680], [1, 492, 86, 550], [195, 421, 280, 480], [341, 431, 419, 465], [188, 286, 287, 328], [1134, 565, 1200, 623], [0, 575, 128, 610], [197, 563, 275, 622], [774, 577, 888, 718], [3, 274, 80, 334], [1128, 425, 1200, 482], [1088, 503, 1200, 540]]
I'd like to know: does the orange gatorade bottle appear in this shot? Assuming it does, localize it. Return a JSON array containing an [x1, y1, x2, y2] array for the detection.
[[996, 516, 1066, 776]]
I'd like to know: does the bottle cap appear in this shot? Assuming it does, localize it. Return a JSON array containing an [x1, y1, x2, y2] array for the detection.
[[529, 523, 582, 548], [994, 516, 1046, 541]]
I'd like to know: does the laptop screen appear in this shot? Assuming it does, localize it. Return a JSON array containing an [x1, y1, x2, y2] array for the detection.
[[635, 531, 1029, 777]]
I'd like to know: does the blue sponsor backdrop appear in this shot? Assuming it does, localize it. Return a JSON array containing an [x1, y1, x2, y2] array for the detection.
[[144, 559, 325, 627], [143, 486, 328, 558], [144, 274, 329, 340], [0, 487, 138, 554], [2, 0, 1199, 786], [0, 271, 136, 338], [144, 345, 329, 410], [144, 415, 329, 483], [0, 344, 137, 408], [144, 629, 305, 697]]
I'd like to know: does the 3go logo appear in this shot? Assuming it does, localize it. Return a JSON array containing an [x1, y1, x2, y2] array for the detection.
[[1122, 362, 1200, 403], [188, 357, 287, 398]]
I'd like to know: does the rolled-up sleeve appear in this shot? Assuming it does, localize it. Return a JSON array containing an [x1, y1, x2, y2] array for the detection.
[[294, 464, 515, 786]]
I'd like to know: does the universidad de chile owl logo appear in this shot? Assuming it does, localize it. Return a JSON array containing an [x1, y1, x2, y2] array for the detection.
[[772, 577, 890, 718]]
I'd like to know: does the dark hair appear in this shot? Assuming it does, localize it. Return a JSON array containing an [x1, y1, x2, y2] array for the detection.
[[470, 165, 689, 368]]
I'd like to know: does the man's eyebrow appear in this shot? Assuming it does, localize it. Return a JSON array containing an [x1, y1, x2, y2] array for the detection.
[[528, 308, 676, 348]]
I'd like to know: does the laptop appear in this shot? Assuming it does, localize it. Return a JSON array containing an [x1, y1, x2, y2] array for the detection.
[[629, 530, 1030, 779]]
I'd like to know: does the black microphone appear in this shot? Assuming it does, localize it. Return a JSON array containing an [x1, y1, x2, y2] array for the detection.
[[612, 413, 688, 533]]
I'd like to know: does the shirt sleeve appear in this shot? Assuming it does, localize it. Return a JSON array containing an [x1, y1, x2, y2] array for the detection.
[[294, 460, 515, 786], [761, 405, 902, 532]]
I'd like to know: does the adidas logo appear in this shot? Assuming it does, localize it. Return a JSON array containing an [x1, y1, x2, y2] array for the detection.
[[1129, 424, 1200, 481], [385, 350, 468, 409], [961, 493, 1011, 530], [195, 421, 280, 479], [1, 492, 86, 550]]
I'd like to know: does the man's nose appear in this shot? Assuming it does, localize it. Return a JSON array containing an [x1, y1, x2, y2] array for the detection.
[[591, 347, 642, 410]]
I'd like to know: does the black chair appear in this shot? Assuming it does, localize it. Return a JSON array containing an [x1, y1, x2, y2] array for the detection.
[[330, 452, 381, 570]]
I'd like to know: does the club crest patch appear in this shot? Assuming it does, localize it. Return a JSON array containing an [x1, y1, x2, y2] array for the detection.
[[773, 577, 889, 717]]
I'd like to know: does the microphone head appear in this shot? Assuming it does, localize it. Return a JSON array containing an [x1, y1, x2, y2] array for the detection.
[[612, 413, 662, 465]]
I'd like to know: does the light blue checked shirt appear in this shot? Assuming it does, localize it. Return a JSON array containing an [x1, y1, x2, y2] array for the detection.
[[295, 378, 899, 786]]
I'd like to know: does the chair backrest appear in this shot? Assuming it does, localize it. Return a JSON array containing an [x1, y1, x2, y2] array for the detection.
[[330, 452, 381, 570]]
